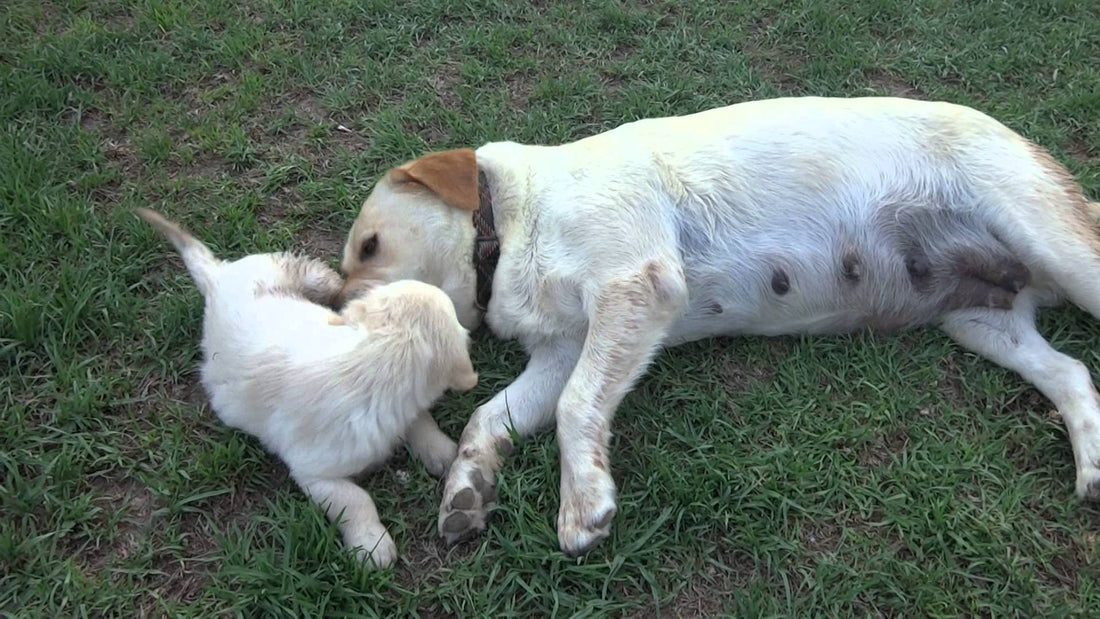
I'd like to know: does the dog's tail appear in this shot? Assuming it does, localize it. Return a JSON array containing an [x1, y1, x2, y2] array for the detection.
[[135, 208, 221, 296]]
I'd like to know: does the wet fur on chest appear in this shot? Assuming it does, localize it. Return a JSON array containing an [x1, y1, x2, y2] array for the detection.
[[677, 201, 1030, 336]]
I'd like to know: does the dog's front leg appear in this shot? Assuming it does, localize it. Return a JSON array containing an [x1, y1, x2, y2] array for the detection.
[[437, 339, 583, 544], [555, 260, 688, 555]]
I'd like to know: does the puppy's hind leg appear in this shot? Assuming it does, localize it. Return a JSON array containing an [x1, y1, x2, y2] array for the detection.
[[941, 289, 1100, 501], [294, 475, 397, 568], [274, 254, 345, 308], [406, 410, 458, 478], [298, 259, 345, 308]]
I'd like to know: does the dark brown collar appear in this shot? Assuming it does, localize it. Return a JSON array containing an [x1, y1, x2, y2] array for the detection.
[[472, 170, 498, 314]]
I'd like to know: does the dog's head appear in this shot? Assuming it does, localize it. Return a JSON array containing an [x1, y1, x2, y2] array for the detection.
[[341, 149, 481, 331], [341, 280, 478, 393]]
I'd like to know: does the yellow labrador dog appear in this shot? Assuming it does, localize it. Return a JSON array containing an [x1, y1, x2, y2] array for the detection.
[[339, 96, 1100, 555]]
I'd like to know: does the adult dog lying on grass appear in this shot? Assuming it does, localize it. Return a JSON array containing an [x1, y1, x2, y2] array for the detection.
[[338, 96, 1100, 556]]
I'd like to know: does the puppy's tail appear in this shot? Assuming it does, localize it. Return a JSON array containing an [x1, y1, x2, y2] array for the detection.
[[135, 208, 221, 296]]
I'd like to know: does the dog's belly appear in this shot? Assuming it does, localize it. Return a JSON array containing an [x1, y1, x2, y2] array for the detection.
[[665, 201, 1031, 344]]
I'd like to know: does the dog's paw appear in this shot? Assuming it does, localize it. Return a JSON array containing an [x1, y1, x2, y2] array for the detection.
[[557, 468, 617, 556], [348, 528, 397, 569], [438, 458, 496, 545], [1076, 464, 1100, 501]]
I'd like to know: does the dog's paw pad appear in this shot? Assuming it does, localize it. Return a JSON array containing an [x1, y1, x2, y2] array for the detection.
[[452, 487, 477, 510], [470, 470, 496, 504], [438, 463, 496, 545], [442, 511, 471, 533]]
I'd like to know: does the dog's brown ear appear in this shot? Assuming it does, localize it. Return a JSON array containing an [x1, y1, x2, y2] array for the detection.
[[388, 148, 478, 211]]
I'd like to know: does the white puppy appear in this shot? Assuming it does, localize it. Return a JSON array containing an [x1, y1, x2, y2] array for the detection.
[[136, 209, 477, 568], [338, 96, 1100, 555]]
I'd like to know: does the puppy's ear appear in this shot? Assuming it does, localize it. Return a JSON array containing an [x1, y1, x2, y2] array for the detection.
[[388, 149, 479, 211]]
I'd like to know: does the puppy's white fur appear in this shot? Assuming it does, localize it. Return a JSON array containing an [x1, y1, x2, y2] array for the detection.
[[137, 209, 477, 568], [341, 96, 1100, 555]]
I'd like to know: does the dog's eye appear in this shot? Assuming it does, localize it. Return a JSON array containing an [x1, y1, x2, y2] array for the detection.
[[359, 234, 379, 261]]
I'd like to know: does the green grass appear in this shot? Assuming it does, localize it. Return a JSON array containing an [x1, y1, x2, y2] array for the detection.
[[2, 0, 1099, 615]]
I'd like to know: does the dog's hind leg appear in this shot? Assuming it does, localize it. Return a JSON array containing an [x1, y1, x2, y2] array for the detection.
[[295, 476, 397, 568], [941, 288, 1100, 500]]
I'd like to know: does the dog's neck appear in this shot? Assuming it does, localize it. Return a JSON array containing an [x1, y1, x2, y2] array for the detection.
[[472, 169, 498, 314]]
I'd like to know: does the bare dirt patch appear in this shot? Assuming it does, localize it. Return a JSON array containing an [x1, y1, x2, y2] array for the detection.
[[935, 354, 975, 410], [1065, 134, 1096, 161], [646, 549, 759, 618], [718, 338, 791, 392], [719, 356, 774, 392], [393, 527, 457, 593], [858, 428, 910, 467], [863, 68, 925, 99], [103, 136, 143, 178], [800, 520, 842, 553], [295, 223, 347, 259], [269, 90, 371, 159], [504, 72, 535, 110], [132, 475, 274, 611], [741, 13, 806, 94], [75, 107, 104, 132], [428, 61, 464, 110], [289, 91, 329, 126], [1034, 527, 1083, 590], [82, 476, 161, 571]]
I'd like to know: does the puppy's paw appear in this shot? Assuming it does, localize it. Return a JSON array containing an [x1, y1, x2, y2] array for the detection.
[[557, 467, 617, 556], [438, 458, 496, 545], [347, 527, 397, 569], [421, 437, 458, 479]]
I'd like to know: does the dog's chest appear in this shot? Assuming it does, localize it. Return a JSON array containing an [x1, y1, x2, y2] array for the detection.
[[488, 265, 588, 342]]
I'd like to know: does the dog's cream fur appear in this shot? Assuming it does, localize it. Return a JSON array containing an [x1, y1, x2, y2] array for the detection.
[[341, 96, 1100, 555], [137, 209, 477, 568]]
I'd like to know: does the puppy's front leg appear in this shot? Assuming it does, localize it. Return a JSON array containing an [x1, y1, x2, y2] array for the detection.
[[406, 410, 457, 478], [555, 260, 688, 555], [295, 475, 397, 568], [437, 339, 583, 544]]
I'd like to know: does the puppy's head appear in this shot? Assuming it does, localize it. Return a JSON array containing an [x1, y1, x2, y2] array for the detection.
[[341, 280, 478, 393], [341, 149, 481, 330]]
